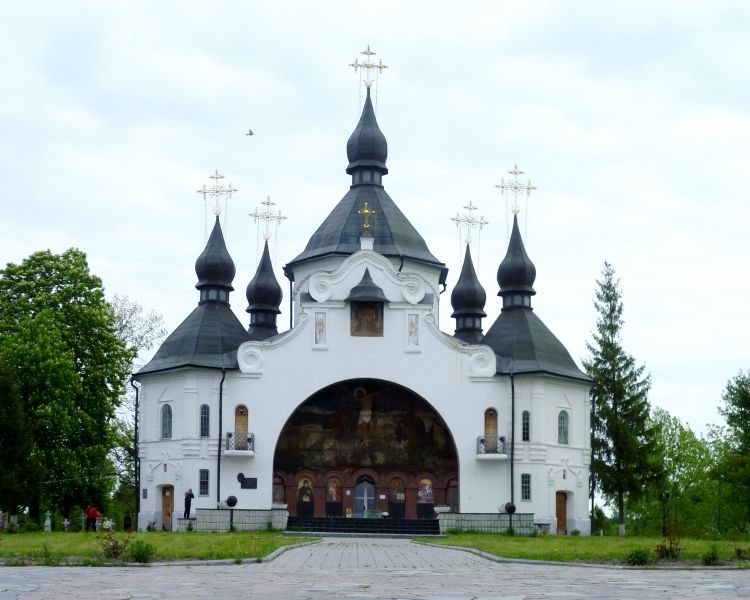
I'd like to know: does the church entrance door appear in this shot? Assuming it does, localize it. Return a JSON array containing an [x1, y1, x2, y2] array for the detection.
[[556, 491, 567, 534], [162, 485, 174, 531], [354, 476, 376, 518]]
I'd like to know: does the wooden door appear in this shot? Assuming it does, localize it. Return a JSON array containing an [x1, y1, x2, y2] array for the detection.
[[162, 485, 174, 531], [556, 491, 567, 535], [235, 406, 248, 450], [484, 409, 498, 452]]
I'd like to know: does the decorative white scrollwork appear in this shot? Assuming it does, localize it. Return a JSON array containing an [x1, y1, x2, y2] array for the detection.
[[238, 346, 263, 373], [424, 313, 436, 325], [308, 274, 333, 303], [470, 347, 496, 377], [399, 273, 426, 304]]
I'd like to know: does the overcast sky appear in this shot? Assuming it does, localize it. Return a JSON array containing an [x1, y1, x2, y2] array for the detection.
[[1, 1, 748, 435]]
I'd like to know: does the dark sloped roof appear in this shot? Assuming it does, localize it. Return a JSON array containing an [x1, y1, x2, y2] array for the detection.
[[482, 308, 590, 382], [286, 185, 445, 271], [138, 302, 250, 375]]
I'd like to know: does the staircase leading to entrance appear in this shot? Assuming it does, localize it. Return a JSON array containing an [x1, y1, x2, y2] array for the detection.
[[286, 516, 441, 536]]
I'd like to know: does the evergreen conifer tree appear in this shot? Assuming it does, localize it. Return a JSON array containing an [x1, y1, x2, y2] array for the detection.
[[583, 262, 660, 535]]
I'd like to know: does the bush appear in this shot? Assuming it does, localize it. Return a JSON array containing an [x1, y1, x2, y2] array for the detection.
[[570, 529, 581, 536], [735, 545, 750, 560], [97, 531, 131, 559], [626, 548, 650, 566], [700, 544, 720, 566], [126, 540, 157, 563]]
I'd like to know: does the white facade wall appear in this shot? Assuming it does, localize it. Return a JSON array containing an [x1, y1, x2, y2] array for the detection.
[[137, 247, 590, 534]]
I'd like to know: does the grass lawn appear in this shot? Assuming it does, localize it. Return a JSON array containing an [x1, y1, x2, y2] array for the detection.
[[0, 531, 314, 565], [419, 533, 750, 566]]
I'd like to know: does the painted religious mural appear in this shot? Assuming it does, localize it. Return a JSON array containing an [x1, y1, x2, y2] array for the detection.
[[273, 380, 457, 474]]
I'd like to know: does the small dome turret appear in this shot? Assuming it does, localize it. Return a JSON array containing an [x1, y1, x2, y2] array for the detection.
[[451, 245, 487, 343], [246, 241, 282, 340], [346, 87, 388, 176], [195, 216, 235, 303], [497, 215, 536, 309]]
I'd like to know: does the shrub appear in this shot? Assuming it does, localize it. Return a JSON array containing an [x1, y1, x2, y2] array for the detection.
[[97, 531, 131, 559], [570, 529, 581, 536], [700, 544, 720, 566], [626, 548, 650, 566], [735, 546, 750, 560], [126, 540, 158, 563]]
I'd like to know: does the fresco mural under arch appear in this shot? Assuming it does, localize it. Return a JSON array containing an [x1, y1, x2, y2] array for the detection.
[[274, 380, 458, 474]]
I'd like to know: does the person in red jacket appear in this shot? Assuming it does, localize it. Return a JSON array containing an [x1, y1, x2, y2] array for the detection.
[[85, 505, 100, 532]]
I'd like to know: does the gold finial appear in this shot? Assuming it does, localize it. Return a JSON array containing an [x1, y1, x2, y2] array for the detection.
[[358, 202, 376, 229], [451, 201, 489, 246], [495, 163, 536, 238], [197, 169, 237, 239], [249, 196, 287, 242]]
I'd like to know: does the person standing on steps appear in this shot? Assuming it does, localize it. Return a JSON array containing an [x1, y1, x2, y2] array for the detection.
[[184, 488, 194, 520]]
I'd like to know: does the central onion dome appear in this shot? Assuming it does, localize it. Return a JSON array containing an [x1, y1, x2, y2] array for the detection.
[[346, 88, 388, 174], [195, 216, 236, 294], [285, 87, 446, 283], [450, 245, 487, 343]]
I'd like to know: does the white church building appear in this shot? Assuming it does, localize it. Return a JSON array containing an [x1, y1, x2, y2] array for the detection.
[[135, 87, 592, 535]]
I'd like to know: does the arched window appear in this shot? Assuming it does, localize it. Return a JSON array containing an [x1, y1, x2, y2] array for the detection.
[[235, 406, 249, 450], [484, 408, 498, 452], [558, 410, 569, 445], [522, 410, 530, 442], [521, 473, 532, 501], [200, 404, 209, 438], [161, 404, 172, 439]]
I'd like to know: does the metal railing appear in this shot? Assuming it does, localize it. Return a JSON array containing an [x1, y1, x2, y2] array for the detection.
[[225, 431, 255, 452], [476, 435, 507, 455]]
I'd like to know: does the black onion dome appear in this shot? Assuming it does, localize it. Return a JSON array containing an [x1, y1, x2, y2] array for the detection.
[[451, 245, 487, 318], [346, 87, 388, 174], [497, 215, 536, 297], [246, 241, 282, 314], [195, 216, 235, 291]]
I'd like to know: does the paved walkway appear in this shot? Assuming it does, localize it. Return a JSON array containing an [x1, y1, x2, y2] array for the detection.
[[1, 538, 748, 599]]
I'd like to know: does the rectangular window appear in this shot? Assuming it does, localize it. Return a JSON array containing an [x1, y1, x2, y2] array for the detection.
[[522, 410, 530, 442], [142, 488, 148, 500], [521, 473, 531, 501], [200, 404, 210, 438], [199, 469, 209, 496], [558, 410, 569, 445]]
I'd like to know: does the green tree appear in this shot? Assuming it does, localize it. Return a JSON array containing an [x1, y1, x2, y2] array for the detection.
[[0, 361, 39, 514], [0, 249, 133, 518], [583, 261, 661, 535], [109, 294, 166, 515], [627, 408, 718, 536], [718, 372, 750, 533]]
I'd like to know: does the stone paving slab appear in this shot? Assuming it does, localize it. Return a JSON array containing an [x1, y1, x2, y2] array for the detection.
[[0, 537, 748, 599]]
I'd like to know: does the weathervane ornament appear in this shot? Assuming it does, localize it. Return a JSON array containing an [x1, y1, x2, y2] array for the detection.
[[196, 169, 238, 239], [495, 164, 536, 239]]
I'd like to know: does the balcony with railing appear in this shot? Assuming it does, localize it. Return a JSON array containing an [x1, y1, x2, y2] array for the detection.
[[224, 431, 255, 456], [476, 435, 508, 460]]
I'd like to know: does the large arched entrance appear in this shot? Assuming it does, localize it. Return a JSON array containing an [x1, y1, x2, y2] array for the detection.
[[273, 379, 459, 519]]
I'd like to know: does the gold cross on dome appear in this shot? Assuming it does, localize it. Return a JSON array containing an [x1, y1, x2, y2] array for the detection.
[[451, 201, 489, 246], [196, 169, 238, 239], [358, 202, 376, 229], [249, 196, 287, 241], [495, 164, 536, 216], [350, 45, 388, 90]]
